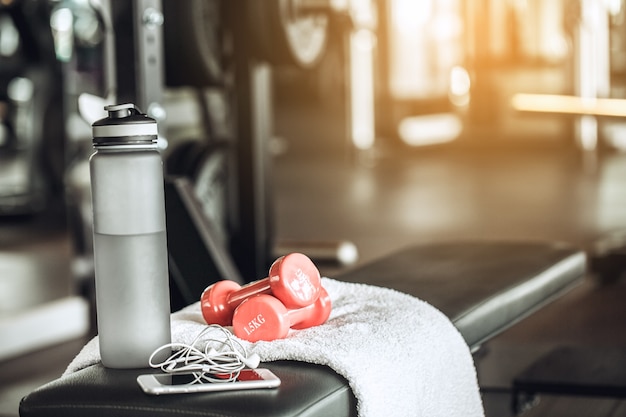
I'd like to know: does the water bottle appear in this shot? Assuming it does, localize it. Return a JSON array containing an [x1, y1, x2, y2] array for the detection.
[[90, 103, 171, 368]]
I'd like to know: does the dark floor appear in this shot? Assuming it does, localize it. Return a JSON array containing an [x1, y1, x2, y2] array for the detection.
[[2, 99, 626, 416]]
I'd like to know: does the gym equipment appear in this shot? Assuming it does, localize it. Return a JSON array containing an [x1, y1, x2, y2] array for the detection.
[[110, 0, 164, 116], [512, 345, 626, 414], [246, 0, 350, 68], [274, 240, 358, 266], [165, 139, 232, 245], [232, 287, 332, 342], [201, 253, 322, 326], [0, 1, 65, 215], [165, 177, 244, 311], [162, 0, 223, 87]]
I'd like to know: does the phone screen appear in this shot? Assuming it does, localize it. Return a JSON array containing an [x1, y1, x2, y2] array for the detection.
[[154, 370, 266, 385]]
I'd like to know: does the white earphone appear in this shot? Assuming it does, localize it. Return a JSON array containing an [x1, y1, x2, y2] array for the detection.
[[149, 324, 260, 383]]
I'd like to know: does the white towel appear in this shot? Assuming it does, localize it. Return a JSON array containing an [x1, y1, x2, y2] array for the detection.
[[65, 278, 484, 417]]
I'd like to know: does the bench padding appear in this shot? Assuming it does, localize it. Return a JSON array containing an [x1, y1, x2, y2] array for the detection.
[[336, 241, 586, 348], [20, 361, 355, 417]]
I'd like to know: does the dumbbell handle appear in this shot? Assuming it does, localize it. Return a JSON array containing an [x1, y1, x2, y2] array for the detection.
[[288, 292, 330, 330], [226, 279, 273, 306]]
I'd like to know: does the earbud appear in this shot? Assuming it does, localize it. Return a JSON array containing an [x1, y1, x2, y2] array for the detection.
[[204, 347, 259, 369], [240, 352, 260, 369]]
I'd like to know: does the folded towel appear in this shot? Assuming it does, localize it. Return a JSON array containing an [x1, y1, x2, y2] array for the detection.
[[65, 278, 484, 417]]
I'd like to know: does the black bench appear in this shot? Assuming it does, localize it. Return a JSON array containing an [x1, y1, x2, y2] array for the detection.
[[19, 240, 586, 417]]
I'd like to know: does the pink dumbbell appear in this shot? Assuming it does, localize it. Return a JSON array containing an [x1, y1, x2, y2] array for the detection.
[[232, 287, 332, 342], [201, 253, 321, 326]]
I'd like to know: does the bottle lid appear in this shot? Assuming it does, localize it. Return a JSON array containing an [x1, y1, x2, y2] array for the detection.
[[92, 103, 158, 146]]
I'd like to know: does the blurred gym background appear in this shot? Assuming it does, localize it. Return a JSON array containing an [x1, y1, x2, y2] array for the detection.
[[2, 0, 626, 416]]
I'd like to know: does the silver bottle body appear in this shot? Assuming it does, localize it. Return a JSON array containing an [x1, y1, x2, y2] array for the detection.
[[90, 146, 171, 368]]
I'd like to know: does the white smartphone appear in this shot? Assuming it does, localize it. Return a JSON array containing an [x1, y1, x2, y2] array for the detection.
[[137, 369, 281, 395]]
